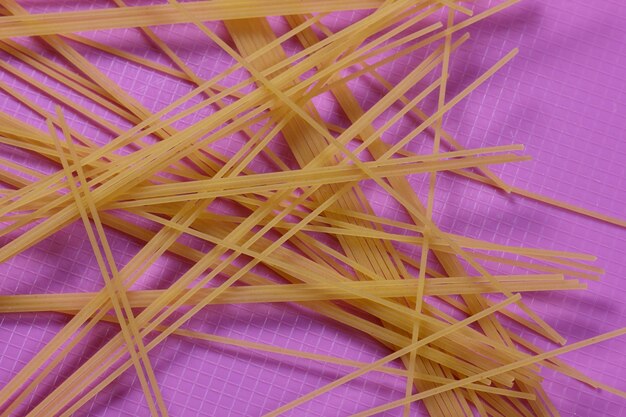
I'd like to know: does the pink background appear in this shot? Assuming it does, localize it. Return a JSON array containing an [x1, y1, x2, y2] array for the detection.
[[0, 1, 625, 416]]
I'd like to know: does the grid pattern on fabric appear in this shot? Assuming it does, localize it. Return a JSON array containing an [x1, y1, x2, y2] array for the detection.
[[0, 1, 625, 416]]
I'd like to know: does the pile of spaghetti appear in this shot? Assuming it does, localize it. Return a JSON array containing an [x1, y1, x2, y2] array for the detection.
[[0, 1, 625, 416]]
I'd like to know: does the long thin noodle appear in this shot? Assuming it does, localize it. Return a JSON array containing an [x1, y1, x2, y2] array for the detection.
[[0, 2, 623, 417]]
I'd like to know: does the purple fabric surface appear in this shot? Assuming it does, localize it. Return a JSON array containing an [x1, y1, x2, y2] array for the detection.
[[0, 1, 625, 416]]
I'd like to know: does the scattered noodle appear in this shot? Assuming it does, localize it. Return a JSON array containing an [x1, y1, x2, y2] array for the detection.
[[0, 1, 624, 417]]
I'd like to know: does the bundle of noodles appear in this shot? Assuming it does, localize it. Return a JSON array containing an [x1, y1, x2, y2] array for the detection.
[[0, 0, 624, 416]]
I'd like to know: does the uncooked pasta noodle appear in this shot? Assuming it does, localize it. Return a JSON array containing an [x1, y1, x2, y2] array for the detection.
[[0, 1, 624, 416]]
